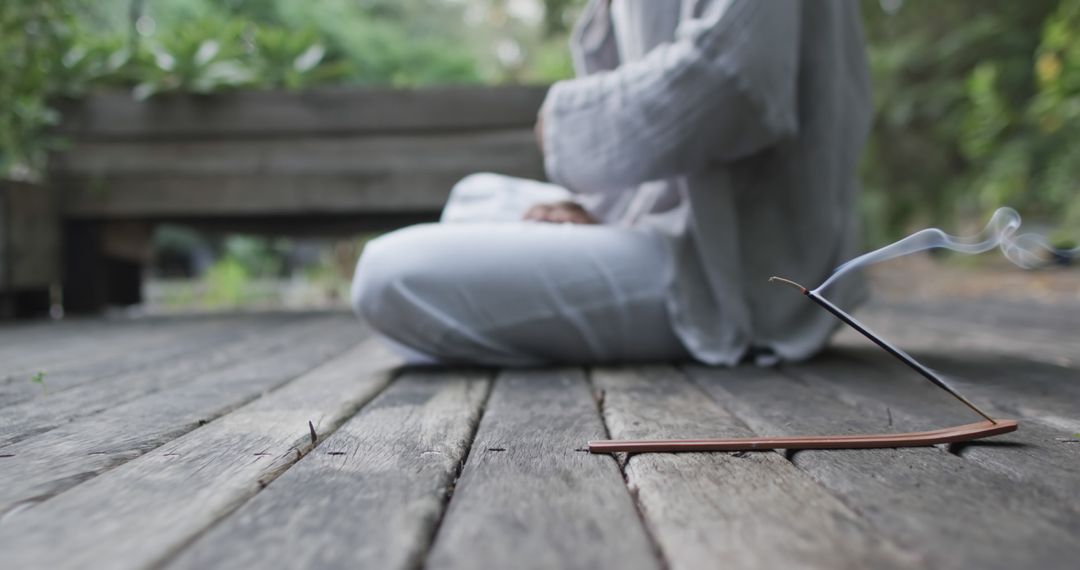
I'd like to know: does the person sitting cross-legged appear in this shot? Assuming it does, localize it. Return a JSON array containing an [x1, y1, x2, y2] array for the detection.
[[352, 0, 872, 366]]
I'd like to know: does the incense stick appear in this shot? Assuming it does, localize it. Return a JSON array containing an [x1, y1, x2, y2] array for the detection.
[[586, 278, 1015, 454], [768, 276, 996, 424]]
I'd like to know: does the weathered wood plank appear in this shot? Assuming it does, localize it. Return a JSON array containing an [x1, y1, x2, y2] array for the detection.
[[0, 314, 284, 408], [57, 171, 537, 219], [425, 368, 660, 570], [0, 316, 194, 377], [864, 299, 1080, 338], [686, 365, 1080, 570], [0, 313, 246, 377], [803, 350, 1080, 502], [0, 317, 134, 363], [0, 314, 342, 446], [0, 317, 364, 515], [836, 344, 1080, 419], [918, 353, 1080, 426], [0, 338, 400, 570], [54, 131, 544, 218], [845, 304, 1080, 366], [165, 369, 491, 570], [835, 344, 1080, 426], [52, 132, 540, 174], [592, 365, 918, 570], [0, 314, 110, 343], [53, 85, 548, 139]]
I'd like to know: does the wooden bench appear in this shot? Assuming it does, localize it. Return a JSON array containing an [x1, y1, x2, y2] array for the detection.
[[0, 297, 1078, 569], [48, 85, 548, 312]]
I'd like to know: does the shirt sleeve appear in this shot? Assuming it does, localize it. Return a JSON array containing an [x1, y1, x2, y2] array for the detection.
[[541, 0, 801, 194]]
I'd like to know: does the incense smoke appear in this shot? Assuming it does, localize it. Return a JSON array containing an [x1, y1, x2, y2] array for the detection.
[[815, 207, 1079, 293]]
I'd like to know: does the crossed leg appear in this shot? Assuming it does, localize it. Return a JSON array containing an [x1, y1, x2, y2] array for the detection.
[[351, 221, 688, 366]]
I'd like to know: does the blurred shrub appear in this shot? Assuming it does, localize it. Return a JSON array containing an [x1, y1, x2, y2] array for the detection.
[[5, 0, 1076, 247], [0, 2, 71, 179], [862, 0, 1078, 244]]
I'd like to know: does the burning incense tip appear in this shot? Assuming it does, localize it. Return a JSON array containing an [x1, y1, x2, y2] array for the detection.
[[768, 276, 807, 293]]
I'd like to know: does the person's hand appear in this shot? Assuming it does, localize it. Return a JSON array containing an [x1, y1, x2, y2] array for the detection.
[[523, 201, 597, 224]]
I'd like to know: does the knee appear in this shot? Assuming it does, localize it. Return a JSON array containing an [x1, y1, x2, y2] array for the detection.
[[350, 226, 436, 335], [350, 233, 396, 329]]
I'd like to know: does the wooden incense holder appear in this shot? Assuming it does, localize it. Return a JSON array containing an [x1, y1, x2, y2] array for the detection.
[[588, 277, 1019, 454], [589, 420, 1017, 453]]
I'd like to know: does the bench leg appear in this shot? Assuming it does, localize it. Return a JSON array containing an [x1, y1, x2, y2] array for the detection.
[[0, 289, 52, 319], [63, 221, 148, 314], [62, 221, 108, 314]]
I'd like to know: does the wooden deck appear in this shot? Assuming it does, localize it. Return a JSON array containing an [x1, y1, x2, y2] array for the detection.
[[1, 300, 1078, 569]]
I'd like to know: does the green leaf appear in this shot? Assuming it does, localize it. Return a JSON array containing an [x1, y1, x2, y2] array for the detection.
[[293, 44, 325, 73], [30, 371, 47, 395], [194, 40, 221, 67]]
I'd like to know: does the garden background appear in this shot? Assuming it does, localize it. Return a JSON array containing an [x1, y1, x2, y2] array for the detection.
[[3, 0, 1078, 311]]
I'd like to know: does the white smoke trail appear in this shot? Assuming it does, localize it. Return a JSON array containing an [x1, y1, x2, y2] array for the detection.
[[814, 207, 1079, 293]]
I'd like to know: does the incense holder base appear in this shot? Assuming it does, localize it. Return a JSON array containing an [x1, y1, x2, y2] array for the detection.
[[588, 419, 1018, 454]]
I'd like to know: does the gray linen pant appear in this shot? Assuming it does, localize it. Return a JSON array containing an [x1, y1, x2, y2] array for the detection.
[[350, 177, 688, 366]]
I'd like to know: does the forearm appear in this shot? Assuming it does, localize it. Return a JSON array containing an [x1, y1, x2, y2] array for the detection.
[[542, 0, 800, 194]]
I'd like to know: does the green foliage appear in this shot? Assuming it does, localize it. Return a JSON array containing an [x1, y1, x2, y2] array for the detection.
[[220, 235, 285, 277], [7, 0, 1074, 246], [251, 27, 348, 90], [956, 0, 1080, 241], [203, 256, 250, 308], [200, 236, 284, 307], [0, 1, 357, 178], [862, 0, 1079, 244], [0, 1, 72, 179], [30, 371, 47, 394], [1, 1, 583, 180], [131, 18, 255, 99], [128, 15, 352, 98]]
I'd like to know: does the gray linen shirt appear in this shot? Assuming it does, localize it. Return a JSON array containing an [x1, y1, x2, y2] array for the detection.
[[541, 0, 872, 364]]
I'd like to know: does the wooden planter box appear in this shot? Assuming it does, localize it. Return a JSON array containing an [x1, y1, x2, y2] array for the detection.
[[0, 179, 59, 317], [48, 84, 549, 312]]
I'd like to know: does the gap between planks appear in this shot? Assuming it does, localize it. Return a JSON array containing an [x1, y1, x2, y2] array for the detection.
[[0, 338, 402, 570], [806, 349, 1080, 503], [165, 367, 492, 570], [0, 316, 366, 516], [685, 363, 1080, 570], [423, 368, 660, 570], [0, 314, 348, 447], [583, 367, 672, 570], [592, 365, 918, 570]]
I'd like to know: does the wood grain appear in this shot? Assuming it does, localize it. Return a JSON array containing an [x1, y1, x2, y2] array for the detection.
[[0, 314, 341, 446], [804, 350, 1080, 502], [0, 317, 363, 515], [0, 315, 217, 379], [845, 304, 1080, 366], [54, 132, 543, 218], [51, 132, 540, 173], [426, 368, 661, 570], [0, 314, 281, 408], [165, 369, 491, 570], [917, 353, 1080, 425], [687, 364, 1080, 570], [0, 339, 400, 570], [592, 365, 919, 570], [52, 85, 548, 139]]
